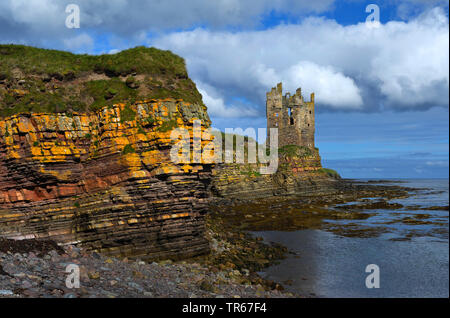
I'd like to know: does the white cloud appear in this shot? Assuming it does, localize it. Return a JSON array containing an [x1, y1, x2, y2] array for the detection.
[[369, 8, 449, 108], [5, 0, 60, 28], [244, 62, 363, 109], [0, 0, 335, 39], [0, 0, 336, 57], [63, 33, 94, 51], [152, 7, 448, 116], [425, 160, 448, 167], [395, 0, 449, 20], [77, 0, 335, 31], [0, 1, 447, 118], [198, 83, 258, 118], [282, 62, 363, 109]]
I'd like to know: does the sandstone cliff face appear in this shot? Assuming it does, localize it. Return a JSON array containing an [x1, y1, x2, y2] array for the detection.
[[0, 46, 343, 261], [0, 99, 213, 260]]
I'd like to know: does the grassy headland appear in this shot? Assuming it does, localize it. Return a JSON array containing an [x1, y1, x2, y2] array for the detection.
[[0, 45, 204, 117]]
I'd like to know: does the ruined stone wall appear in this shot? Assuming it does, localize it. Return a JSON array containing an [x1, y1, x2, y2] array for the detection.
[[0, 99, 213, 261], [210, 150, 326, 200], [297, 96, 315, 149], [266, 83, 315, 149], [266, 83, 283, 133]]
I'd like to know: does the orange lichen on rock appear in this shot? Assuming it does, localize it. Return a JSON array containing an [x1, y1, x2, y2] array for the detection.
[[0, 99, 213, 261]]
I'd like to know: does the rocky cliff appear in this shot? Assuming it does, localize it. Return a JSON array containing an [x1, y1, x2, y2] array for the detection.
[[0, 45, 342, 262], [210, 144, 341, 200], [0, 45, 213, 261], [0, 100, 213, 260], [0, 45, 203, 117]]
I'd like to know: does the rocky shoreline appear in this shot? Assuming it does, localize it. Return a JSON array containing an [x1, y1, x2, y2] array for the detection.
[[0, 236, 292, 298], [1, 178, 423, 298], [0, 194, 297, 298]]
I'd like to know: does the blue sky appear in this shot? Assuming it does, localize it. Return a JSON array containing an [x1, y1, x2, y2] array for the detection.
[[0, 0, 448, 178]]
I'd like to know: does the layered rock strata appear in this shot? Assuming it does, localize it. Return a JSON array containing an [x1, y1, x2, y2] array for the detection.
[[0, 99, 213, 260], [210, 149, 343, 200]]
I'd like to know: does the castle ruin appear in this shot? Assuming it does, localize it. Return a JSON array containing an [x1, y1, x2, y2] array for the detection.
[[266, 82, 315, 149]]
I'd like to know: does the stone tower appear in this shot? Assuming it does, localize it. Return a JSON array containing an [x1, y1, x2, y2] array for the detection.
[[266, 82, 315, 149]]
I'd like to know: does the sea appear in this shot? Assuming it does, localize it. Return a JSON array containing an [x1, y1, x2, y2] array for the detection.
[[254, 179, 449, 298]]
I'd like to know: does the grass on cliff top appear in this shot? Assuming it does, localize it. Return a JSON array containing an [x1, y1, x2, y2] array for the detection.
[[218, 132, 262, 163], [317, 168, 341, 179], [0, 45, 204, 117], [278, 144, 314, 158], [216, 134, 316, 163], [119, 104, 137, 123], [0, 45, 187, 78]]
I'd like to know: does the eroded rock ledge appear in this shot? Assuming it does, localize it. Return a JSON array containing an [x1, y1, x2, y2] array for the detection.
[[210, 146, 341, 200], [0, 99, 213, 261]]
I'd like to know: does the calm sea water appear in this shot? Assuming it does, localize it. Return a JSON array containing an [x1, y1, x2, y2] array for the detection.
[[255, 179, 449, 298]]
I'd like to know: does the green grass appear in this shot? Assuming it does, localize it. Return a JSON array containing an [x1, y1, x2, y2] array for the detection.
[[0, 45, 204, 117], [144, 116, 156, 126], [120, 104, 137, 123], [85, 78, 138, 111], [122, 144, 136, 155], [216, 131, 281, 163], [240, 169, 262, 177], [317, 168, 340, 178], [157, 119, 178, 132], [0, 45, 187, 79], [137, 124, 146, 134], [278, 145, 314, 158]]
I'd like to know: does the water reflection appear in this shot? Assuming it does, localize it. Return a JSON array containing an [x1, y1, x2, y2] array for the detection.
[[254, 179, 449, 298], [256, 230, 449, 297]]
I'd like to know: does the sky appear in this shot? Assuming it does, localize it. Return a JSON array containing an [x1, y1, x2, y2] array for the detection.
[[0, 0, 448, 178]]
